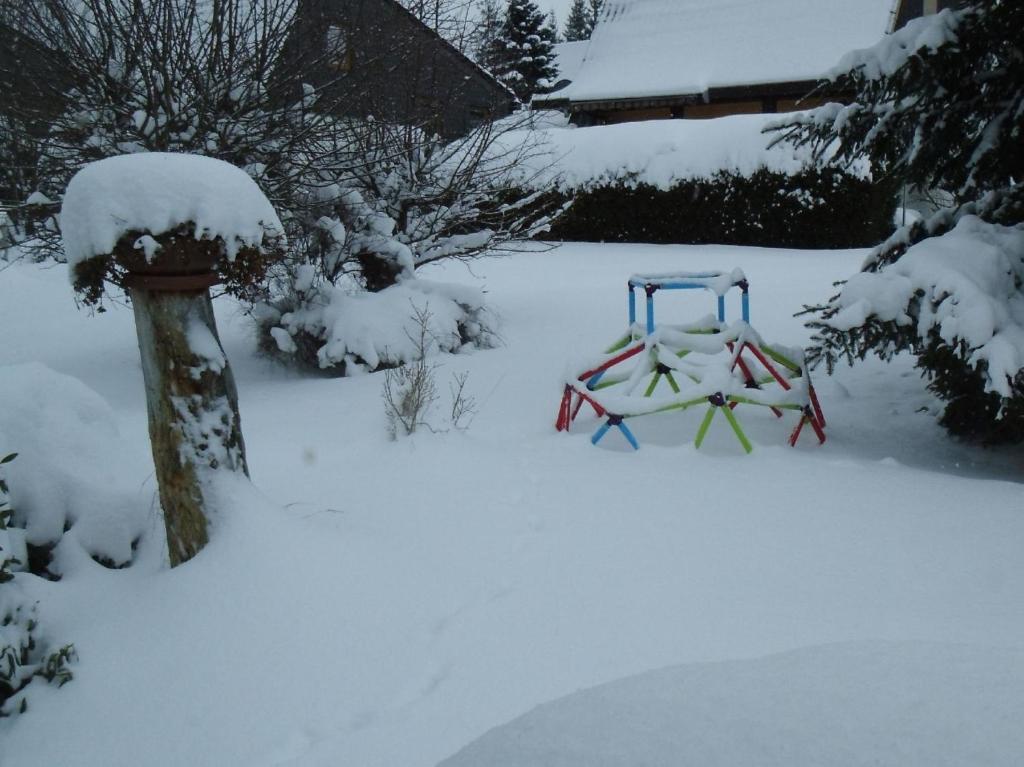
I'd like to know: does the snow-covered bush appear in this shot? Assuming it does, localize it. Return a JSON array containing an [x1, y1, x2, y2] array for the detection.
[[773, 1, 1024, 442], [0, 363, 153, 573], [261, 275, 497, 374], [0, 452, 76, 718], [252, 118, 551, 372]]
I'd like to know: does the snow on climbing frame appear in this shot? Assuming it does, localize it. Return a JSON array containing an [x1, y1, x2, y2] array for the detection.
[[555, 270, 825, 452]]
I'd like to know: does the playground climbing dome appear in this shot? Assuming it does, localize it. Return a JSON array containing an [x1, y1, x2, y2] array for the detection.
[[555, 270, 826, 452]]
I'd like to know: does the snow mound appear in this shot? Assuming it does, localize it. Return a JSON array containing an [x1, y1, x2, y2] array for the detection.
[[438, 642, 1024, 767], [60, 153, 284, 268], [492, 114, 841, 192], [0, 362, 154, 569]]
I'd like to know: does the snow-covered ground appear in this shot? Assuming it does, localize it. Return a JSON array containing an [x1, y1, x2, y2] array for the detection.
[[2, 242, 1023, 766], [440, 642, 1024, 767]]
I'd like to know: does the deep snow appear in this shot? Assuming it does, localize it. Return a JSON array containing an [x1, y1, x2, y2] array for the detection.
[[440, 642, 1024, 767], [1, 242, 1022, 766]]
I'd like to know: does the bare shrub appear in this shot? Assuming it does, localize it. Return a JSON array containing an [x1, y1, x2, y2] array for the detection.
[[382, 305, 440, 439], [381, 304, 480, 438], [449, 371, 477, 430]]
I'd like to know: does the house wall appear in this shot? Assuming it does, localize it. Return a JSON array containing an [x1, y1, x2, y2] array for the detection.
[[286, 0, 514, 137], [0, 22, 69, 126], [577, 93, 834, 126]]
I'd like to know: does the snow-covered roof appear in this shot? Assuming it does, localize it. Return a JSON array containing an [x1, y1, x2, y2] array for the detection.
[[556, 0, 897, 104], [549, 40, 589, 89], [61, 153, 284, 268]]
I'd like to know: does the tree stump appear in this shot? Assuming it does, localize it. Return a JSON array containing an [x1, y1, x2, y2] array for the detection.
[[61, 153, 284, 568], [119, 232, 250, 567]]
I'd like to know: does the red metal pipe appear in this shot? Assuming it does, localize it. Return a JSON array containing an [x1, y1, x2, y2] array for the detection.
[[577, 343, 645, 382]]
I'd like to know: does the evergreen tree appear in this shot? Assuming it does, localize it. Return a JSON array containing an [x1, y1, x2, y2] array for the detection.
[[548, 10, 563, 44], [773, 1, 1024, 443], [564, 0, 590, 41], [489, 0, 559, 102], [564, 0, 602, 41], [472, 0, 504, 64]]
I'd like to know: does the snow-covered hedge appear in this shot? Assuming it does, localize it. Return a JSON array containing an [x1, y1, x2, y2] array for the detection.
[[495, 115, 893, 248], [497, 114, 832, 192]]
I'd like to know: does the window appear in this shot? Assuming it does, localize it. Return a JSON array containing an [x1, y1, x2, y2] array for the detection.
[[326, 25, 352, 72]]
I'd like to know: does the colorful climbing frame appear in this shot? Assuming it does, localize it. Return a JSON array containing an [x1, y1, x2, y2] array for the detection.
[[554, 269, 826, 453]]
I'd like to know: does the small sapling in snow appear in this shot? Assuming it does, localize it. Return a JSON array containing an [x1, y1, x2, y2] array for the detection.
[[382, 304, 441, 439], [381, 304, 479, 438], [449, 371, 478, 431]]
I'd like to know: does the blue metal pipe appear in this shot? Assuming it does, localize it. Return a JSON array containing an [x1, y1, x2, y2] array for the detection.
[[591, 422, 612, 445], [658, 282, 712, 290], [617, 421, 640, 450]]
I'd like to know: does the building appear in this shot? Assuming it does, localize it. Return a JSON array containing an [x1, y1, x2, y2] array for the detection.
[[283, 0, 514, 137], [535, 0, 965, 125]]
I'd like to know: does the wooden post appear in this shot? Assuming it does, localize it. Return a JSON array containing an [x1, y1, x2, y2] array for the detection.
[[120, 234, 250, 567]]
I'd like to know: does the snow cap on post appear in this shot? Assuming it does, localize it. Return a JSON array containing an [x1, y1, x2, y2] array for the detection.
[[61, 153, 285, 301]]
